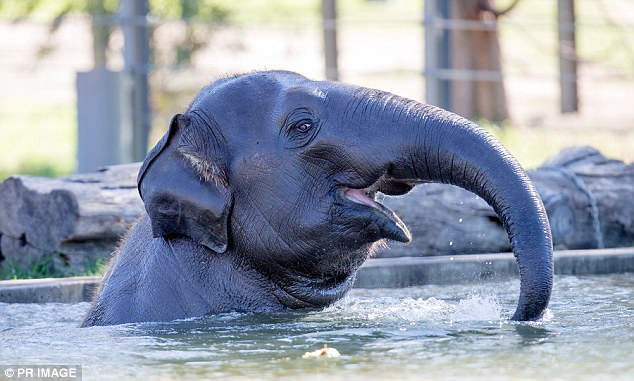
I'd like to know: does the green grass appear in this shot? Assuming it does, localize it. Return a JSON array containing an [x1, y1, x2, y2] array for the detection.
[[0, 103, 75, 180], [0, 254, 61, 280], [82, 257, 107, 277], [479, 120, 634, 169], [0, 253, 107, 280]]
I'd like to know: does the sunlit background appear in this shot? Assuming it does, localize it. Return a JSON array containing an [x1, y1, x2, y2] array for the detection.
[[1, 0, 632, 180]]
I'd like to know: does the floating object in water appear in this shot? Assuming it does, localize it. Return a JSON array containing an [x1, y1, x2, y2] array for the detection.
[[302, 344, 341, 358]]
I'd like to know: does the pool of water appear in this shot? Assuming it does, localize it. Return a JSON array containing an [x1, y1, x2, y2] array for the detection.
[[1, 274, 632, 381]]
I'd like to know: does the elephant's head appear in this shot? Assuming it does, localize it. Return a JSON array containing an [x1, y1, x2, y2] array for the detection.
[[138, 71, 553, 321]]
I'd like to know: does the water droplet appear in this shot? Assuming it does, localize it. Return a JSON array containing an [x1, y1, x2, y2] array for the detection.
[[449, 241, 453, 246], [458, 218, 463, 223]]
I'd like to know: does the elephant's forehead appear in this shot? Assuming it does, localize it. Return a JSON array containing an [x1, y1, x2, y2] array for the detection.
[[280, 85, 328, 105], [189, 71, 313, 109], [310, 87, 327, 99]]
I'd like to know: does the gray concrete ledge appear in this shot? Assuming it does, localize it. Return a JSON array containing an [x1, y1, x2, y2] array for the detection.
[[0, 276, 99, 303], [354, 247, 634, 288], [1, 248, 633, 303]]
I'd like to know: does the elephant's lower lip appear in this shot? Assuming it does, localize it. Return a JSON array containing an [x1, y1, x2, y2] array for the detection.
[[343, 188, 397, 224], [344, 188, 380, 209], [341, 183, 412, 243], [342, 172, 387, 209], [342, 175, 413, 213]]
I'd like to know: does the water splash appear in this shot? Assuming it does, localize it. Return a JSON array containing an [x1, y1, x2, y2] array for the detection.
[[450, 295, 501, 321], [538, 308, 555, 322], [327, 293, 501, 323]]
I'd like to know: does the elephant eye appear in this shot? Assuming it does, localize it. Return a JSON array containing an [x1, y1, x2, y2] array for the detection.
[[283, 111, 320, 150], [294, 120, 314, 134]]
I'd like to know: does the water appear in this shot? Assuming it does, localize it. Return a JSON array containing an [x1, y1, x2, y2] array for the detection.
[[1, 274, 632, 381]]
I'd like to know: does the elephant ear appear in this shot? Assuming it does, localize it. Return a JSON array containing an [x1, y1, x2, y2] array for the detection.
[[137, 114, 231, 253]]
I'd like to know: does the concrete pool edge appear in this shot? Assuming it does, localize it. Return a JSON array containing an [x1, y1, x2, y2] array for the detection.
[[1, 248, 633, 303], [354, 247, 634, 288], [0, 276, 99, 303]]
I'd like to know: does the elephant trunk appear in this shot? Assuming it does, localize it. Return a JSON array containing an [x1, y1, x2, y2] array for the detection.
[[380, 102, 553, 321]]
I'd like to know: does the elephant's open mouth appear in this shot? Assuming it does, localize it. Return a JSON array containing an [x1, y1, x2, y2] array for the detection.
[[342, 174, 415, 243], [345, 173, 415, 200]]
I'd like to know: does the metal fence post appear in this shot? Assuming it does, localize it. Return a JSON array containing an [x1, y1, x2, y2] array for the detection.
[[76, 69, 135, 172], [120, 0, 151, 161], [424, 0, 452, 109], [558, 0, 578, 113], [322, 0, 339, 81]]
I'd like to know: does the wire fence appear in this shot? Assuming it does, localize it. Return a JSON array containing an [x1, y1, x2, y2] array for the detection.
[[1, 0, 633, 175]]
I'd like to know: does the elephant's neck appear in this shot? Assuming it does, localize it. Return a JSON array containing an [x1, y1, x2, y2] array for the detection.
[[95, 217, 286, 324], [152, 239, 287, 316]]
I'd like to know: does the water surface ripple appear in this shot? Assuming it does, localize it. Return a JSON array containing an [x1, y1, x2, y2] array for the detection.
[[1, 274, 632, 380]]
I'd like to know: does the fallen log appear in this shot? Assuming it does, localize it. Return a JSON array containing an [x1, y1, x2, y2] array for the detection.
[[0, 146, 632, 275], [0, 164, 143, 274]]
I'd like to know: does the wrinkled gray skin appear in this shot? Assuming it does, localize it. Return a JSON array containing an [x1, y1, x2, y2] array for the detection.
[[82, 71, 553, 327]]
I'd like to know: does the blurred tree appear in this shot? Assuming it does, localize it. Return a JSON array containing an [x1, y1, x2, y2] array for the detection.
[[450, 0, 518, 123], [0, 0, 118, 65], [152, 0, 228, 66], [0, 0, 229, 67], [89, 0, 114, 66]]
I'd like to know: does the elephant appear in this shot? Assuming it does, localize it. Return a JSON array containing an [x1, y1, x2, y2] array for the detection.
[[81, 70, 553, 327]]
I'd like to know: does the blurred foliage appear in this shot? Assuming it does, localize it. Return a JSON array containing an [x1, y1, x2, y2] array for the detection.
[[0, 0, 632, 180], [478, 120, 634, 169], [0, 0, 229, 66], [154, 0, 230, 65], [0, 0, 111, 20], [152, 0, 229, 20], [0, 0, 116, 61], [0, 253, 107, 280], [0, 254, 63, 280], [82, 257, 108, 277], [0, 104, 75, 180], [0, 163, 68, 181]]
